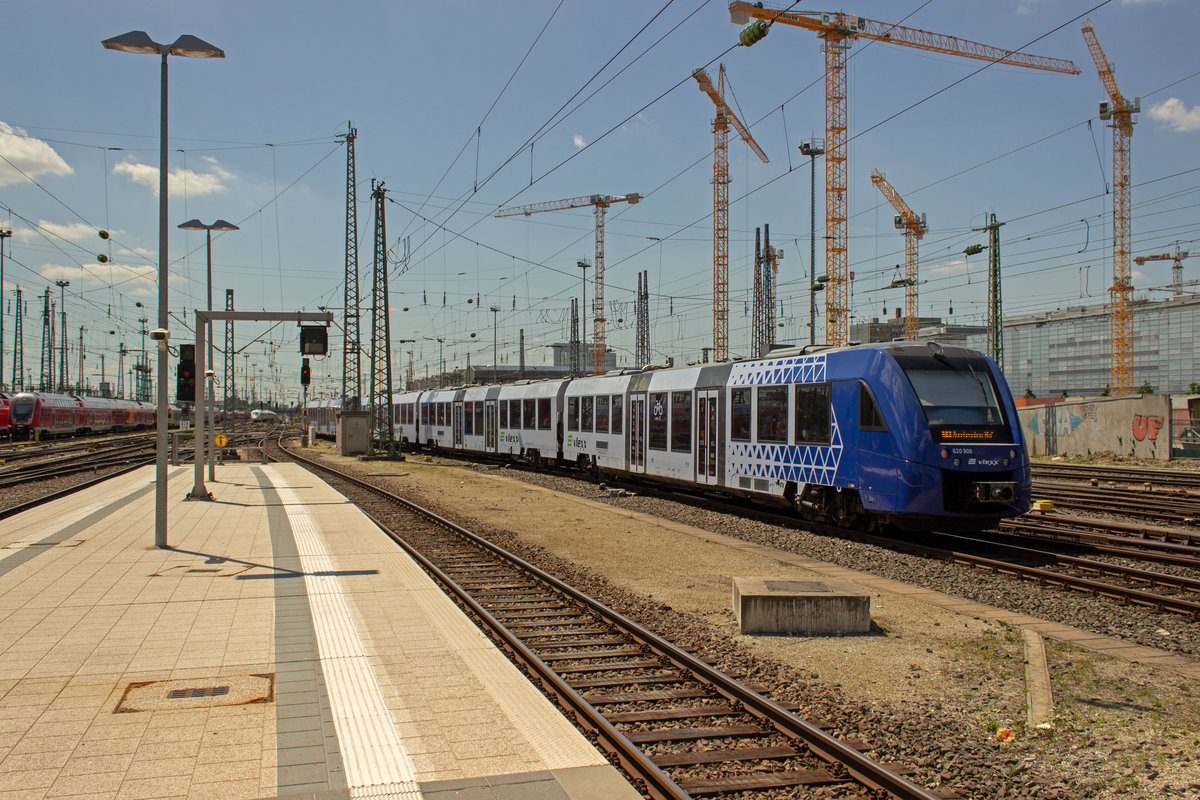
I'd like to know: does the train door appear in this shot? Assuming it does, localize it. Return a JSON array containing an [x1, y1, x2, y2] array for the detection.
[[696, 389, 719, 485], [485, 400, 497, 453], [453, 402, 464, 448], [629, 393, 647, 473]]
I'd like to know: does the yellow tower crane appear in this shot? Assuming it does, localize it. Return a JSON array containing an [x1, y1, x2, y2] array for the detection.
[[693, 64, 769, 362], [495, 193, 641, 374], [1083, 19, 1139, 395], [870, 169, 926, 341], [1135, 242, 1190, 298], [730, 2, 1079, 347]]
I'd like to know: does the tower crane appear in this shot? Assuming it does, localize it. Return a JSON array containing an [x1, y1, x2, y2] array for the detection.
[[496, 193, 641, 374], [730, 2, 1079, 346], [1082, 19, 1139, 396], [1135, 242, 1190, 298], [693, 64, 769, 362], [869, 169, 926, 341]]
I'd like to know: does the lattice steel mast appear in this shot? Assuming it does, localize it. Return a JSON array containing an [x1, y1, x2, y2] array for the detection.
[[368, 180, 394, 456], [224, 289, 235, 411], [635, 270, 650, 368], [339, 123, 362, 408]]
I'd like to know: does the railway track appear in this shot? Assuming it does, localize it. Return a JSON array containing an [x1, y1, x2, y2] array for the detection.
[[273, 439, 947, 800], [0, 425, 277, 520], [1031, 480, 1200, 526], [1032, 462, 1200, 491]]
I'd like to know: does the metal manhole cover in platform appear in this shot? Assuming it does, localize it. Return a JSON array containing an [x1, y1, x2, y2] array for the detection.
[[152, 563, 251, 578], [3, 539, 85, 549], [115, 673, 274, 713]]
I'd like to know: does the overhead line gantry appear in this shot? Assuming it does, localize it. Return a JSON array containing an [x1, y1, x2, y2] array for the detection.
[[496, 193, 641, 374], [730, 2, 1079, 346]]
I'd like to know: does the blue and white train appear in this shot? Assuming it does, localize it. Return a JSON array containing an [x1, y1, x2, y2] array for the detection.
[[307, 341, 1031, 531]]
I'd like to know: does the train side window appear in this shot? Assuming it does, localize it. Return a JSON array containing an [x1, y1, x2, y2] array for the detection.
[[500, 400, 509, 428], [670, 391, 692, 452], [596, 395, 609, 433], [464, 404, 474, 436], [421, 403, 429, 425], [538, 398, 551, 430], [648, 392, 668, 450], [474, 402, 484, 435], [757, 386, 788, 443], [611, 395, 623, 434], [859, 383, 887, 431], [730, 388, 751, 441], [581, 396, 594, 432], [524, 399, 535, 430], [795, 383, 831, 445], [568, 396, 579, 432]]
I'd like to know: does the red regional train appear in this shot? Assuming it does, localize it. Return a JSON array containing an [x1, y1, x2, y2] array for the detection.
[[0, 393, 11, 437], [8, 392, 159, 439]]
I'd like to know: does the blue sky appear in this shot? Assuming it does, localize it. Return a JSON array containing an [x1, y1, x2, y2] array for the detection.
[[2, 0, 1197, 402]]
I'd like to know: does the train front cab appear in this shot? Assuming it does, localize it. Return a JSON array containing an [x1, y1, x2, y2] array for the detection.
[[862, 344, 1030, 531]]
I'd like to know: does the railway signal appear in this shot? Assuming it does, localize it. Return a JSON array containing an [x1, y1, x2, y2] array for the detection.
[[177, 344, 195, 404], [301, 358, 311, 386]]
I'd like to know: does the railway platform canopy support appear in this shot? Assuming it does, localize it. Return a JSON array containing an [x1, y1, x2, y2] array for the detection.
[[189, 310, 332, 504]]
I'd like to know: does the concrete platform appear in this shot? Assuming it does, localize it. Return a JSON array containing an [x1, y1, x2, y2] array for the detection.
[[0, 463, 641, 800], [732, 576, 870, 635]]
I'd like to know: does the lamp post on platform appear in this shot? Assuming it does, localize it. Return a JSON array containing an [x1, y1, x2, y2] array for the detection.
[[179, 218, 237, 483], [799, 140, 825, 346], [102, 30, 225, 546]]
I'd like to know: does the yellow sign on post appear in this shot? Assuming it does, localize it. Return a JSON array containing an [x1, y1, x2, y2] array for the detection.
[[214, 433, 228, 448]]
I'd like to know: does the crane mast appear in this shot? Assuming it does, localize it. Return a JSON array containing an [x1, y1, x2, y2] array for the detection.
[[1083, 19, 1138, 395], [870, 169, 926, 341], [730, 2, 1078, 346], [693, 64, 769, 361], [496, 193, 641, 374]]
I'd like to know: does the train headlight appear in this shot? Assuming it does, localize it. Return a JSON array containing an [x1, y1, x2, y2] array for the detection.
[[941, 448, 950, 459], [953, 458, 961, 467], [1009, 448, 1017, 459], [1003, 458, 1011, 467]]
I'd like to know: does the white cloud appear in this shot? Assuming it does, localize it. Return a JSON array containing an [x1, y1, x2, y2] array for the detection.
[[14, 220, 109, 244], [572, 134, 587, 149], [113, 158, 233, 196], [929, 259, 968, 276], [1148, 97, 1200, 133], [0, 121, 73, 186]]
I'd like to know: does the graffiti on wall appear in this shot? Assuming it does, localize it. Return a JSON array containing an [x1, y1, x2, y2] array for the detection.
[[1132, 415, 1164, 442]]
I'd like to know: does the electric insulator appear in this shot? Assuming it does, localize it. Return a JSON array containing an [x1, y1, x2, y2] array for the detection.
[[739, 20, 769, 47]]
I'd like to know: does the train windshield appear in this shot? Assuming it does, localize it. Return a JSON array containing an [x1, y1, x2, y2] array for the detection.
[[899, 357, 1004, 427], [11, 395, 34, 420]]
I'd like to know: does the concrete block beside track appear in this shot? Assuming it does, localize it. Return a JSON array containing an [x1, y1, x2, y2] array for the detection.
[[733, 576, 871, 635]]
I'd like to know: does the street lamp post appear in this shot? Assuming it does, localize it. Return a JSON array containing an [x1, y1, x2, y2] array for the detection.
[[800, 140, 825, 346], [103, 30, 225, 547], [179, 219, 237, 485]]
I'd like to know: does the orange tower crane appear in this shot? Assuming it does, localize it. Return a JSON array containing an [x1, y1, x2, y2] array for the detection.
[[693, 64, 769, 362], [1135, 242, 1190, 298], [730, 3, 1079, 346], [495, 193, 641, 374], [870, 169, 926, 341], [1082, 19, 1139, 396]]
